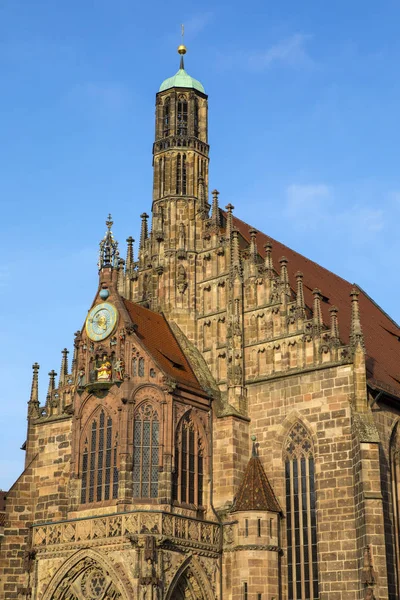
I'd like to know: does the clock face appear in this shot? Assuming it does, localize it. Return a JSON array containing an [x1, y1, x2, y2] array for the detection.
[[85, 302, 118, 341]]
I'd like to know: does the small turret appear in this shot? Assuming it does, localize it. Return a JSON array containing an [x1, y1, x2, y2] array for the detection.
[[98, 214, 119, 271]]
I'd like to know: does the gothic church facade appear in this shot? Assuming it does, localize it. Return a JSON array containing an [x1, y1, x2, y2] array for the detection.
[[1, 45, 400, 600]]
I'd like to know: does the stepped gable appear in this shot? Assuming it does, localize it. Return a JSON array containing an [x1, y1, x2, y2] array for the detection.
[[233, 444, 281, 513], [231, 212, 400, 397], [122, 298, 202, 392]]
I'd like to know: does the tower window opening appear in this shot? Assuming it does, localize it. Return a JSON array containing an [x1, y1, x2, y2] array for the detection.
[[163, 98, 170, 137], [257, 518, 261, 537], [194, 99, 199, 137], [176, 154, 182, 194], [177, 96, 188, 136], [182, 154, 187, 195]]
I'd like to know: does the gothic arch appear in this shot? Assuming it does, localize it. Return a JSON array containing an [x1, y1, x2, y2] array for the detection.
[[41, 548, 132, 600], [275, 410, 318, 461], [165, 556, 215, 600]]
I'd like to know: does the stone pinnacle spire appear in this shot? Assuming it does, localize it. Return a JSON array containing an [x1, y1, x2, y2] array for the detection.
[[330, 306, 340, 340], [350, 286, 364, 348], [125, 236, 134, 275], [98, 214, 119, 271], [264, 240, 273, 276], [139, 213, 149, 252], [46, 370, 57, 406], [225, 204, 234, 240], [211, 190, 220, 229], [28, 362, 40, 418], [313, 288, 323, 331], [59, 348, 69, 387]]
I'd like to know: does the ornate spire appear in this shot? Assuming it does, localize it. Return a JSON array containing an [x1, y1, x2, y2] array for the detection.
[[178, 25, 187, 70], [249, 229, 258, 263], [296, 271, 305, 311], [46, 370, 57, 406], [225, 204, 234, 240], [139, 213, 149, 252], [330, 306, 340, 340], [28, 363, 40, 418], [230, 229, 242, 279], [279, 257, 290, 305], [211, 189, 220, 229], [264, 240, 274, 276], [59, 348, 69, 387], [98, 214, 119, 270], [313, 288, 323, 330], [125, 236, 134, 275], [350, 286, 364, 348]]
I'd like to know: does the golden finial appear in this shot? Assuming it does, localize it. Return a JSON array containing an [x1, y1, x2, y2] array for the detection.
[[178, 24, 187, 65]]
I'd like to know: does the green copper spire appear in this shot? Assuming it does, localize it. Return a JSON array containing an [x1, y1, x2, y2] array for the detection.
[[159, 44, 205, 94]]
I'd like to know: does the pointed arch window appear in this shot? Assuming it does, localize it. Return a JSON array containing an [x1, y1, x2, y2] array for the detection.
[[390, 423, 400, 595], [81, 409, 118, 504], [173, 412, 204, 507], [133, 403, 160, 498], [285, 422, 318, 600], [163, 98, 170, 137], [177, 96, 188, 136], [176, 154, 187, 195], [194, 98, 199, 137]]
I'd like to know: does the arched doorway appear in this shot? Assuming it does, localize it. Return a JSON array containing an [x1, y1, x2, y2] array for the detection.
[[42, 553, 127, 600], [167, 565, 213, 600]]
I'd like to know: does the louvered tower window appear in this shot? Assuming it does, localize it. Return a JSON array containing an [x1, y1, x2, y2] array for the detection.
[[163, 98, 170, 136], [285, 422, 318, 600], [194, 98, 199, 137], [176, 154, 187, 195], [391, 423, 400, 596], [177, 96, 188, 136], [173, 412, 204, 507], [81, 410, 118, 504], [133, 403, 160, 498]]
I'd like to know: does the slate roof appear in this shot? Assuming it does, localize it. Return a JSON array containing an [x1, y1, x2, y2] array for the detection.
[[122, 298, 202, 392], [233, 446, 281, 513], [230, 213, 400, 398]]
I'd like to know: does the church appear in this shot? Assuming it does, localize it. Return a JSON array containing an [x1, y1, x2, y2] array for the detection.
[[1, 43, 400, 600]]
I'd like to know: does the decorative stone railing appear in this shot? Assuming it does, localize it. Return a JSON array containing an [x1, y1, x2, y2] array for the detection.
[[32, 510, 221, 552]]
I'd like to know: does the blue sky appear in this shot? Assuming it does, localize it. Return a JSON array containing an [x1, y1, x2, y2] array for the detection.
[[1, 0, 400, 489]]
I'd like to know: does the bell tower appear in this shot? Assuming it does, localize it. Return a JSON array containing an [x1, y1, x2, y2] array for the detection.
[[152, 44, 209, 230]]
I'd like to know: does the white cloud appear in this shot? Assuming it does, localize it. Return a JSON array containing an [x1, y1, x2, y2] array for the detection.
[[184, 12, 213, 38], [284, 183, 384, 236], [248, 34, 314, 70], [68, 82, 130, 113]]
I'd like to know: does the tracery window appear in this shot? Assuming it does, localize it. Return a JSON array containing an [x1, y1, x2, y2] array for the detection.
[[177, 96, 188, 136], [81, 409, 118, 504], [390, 423, 400, 595], [138, 357, 145, 377], [285, 422, 318, 600], [163, 98, 170, 137], [133, 403, 160, 498], [173, 412, 204, 507], [132, 357, 137, 376]]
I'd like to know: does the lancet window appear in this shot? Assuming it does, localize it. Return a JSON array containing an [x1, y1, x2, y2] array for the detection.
[[177, 96, 188, 136], [81, 409, 118, 504], [390, 423, 400, 595], [163, 98, 170, 137], [173, 412, 204, 507], [176, 154, 187, 195], [284, 422, 318, 600], [194, 98, 199, 137], [133, 403, 160, 498]]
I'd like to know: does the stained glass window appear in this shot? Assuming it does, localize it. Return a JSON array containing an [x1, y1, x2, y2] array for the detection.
[[173, 412, 204, 507], [80, 409, 118, 505], [133, 404, 159, 498], [285, 422, 318, 600]]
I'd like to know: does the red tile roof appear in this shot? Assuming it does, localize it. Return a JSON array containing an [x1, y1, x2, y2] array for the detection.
[[122, 298, 202, 392], [231, 213, 400, 398], [233, 446, 281, 513]]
